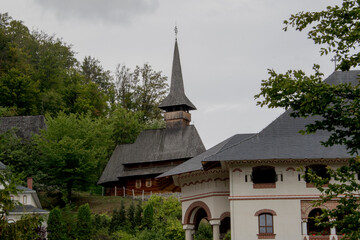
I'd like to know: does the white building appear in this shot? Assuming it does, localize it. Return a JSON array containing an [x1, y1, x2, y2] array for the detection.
[[0, 162, 48, 223], [159, 71, 358, 240]]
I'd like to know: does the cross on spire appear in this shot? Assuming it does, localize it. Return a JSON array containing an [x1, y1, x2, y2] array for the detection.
[[174, 25, 178, 40], [331, 55, 339, 71]]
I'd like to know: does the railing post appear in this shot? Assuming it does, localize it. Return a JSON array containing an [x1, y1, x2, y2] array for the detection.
[[132, 189, 135, 199], [123, 186, 126, 197], [115, 186, 117, 196]]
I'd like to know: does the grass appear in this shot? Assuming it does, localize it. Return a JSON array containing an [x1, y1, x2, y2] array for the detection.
[[38, 191, 142, 215]]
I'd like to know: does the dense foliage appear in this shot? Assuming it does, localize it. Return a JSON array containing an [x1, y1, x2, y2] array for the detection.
[[256, 0, 360, 239], [47, 196, 184, 240], [0, 12, 168, 203]]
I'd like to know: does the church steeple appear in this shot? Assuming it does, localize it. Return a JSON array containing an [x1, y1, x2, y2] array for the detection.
[[159, 39, 197, 112], [159, 35, 196, 129]]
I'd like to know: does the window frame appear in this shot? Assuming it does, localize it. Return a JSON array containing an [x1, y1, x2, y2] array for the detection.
[[258, 213, 274, 234], [135, 179, 142, 189]]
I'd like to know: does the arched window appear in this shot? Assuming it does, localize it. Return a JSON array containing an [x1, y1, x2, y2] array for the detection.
[[305, 164, 330, 183], [252, 166, 276, 184], [23, 195, 27, 204], [259, 213, 273, 234], [308, 208, 330, 235]]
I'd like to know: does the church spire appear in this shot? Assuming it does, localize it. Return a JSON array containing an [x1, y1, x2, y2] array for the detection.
[[159, 37, 197, 112]]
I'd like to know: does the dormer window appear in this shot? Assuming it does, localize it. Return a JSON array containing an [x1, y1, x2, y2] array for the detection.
[[252, 166, 277, 188], [305, 164, 330, 187], [23, 195, 27, 204]]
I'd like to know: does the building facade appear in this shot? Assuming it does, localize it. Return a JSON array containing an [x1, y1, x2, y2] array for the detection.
[[159, 71, 359, 240]]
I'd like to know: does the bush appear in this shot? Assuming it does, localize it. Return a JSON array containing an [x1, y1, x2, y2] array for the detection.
[[47, 207, 64, 240], [194, 220, 212, 240], [76, 203, 92, 240]]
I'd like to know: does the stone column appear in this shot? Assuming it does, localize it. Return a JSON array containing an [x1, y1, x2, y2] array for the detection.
[[183, 224, 195, 240], [210, 219, 221, 240], [302, 219, 308, 235]]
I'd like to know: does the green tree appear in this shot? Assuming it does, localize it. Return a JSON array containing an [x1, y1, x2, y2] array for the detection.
[[47, 207, 64, 240], [143, 203, 154, 229], [194, 220, 212, 240], [114, 63, 168, 122], [109, 201, 126, 234], [134, 201, 143, 229], [108, 106, 144, 145], [255, 1, 360, 239], [127, 202, 136, 230], [76, 203, 92, 240], [34, 112, 114, 201], [0, 167, 21, 217], [0, 214, 45, 240]]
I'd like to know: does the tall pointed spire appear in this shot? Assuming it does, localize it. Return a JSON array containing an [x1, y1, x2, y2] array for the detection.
[[159, 39, 197, 112]]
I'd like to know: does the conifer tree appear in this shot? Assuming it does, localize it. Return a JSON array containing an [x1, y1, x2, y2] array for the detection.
[[47, 207, 64, 240], [76, 203, 92, 240]]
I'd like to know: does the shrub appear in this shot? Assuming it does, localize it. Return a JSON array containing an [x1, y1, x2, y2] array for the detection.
[[76, 203, 92, 240]]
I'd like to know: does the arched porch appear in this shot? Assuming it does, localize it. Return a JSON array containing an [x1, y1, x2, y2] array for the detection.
[[183, 201, 230, 240]]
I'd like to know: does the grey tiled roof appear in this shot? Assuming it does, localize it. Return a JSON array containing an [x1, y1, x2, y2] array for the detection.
[[98, 125, 205, 184], [159, 41, 196, 111], [158, 133, 255, 177], [9, 205, 48, 214], [0, 115, 46, 139]]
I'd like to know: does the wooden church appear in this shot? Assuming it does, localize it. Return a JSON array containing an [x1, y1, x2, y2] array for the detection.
[[98, 40, 205, 196]]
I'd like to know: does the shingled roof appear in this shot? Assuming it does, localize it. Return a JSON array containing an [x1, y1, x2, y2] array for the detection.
[[0, 115, 46, 139], [159, 40, 196, 111], [158, 133, 254, 178], [98, 125, 205, 184], [161, 71, 360, 176]]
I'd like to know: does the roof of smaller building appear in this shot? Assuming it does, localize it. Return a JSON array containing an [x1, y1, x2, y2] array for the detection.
[[0, 115, 46, 139], [98, 125, 205, 184], [0, 162, 6, 170], [9, 205, 48, 214], [16, 185, 35, 193]]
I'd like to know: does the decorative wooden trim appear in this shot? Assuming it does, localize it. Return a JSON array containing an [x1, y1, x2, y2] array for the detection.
[[253, 183, 276, 189], [232, 168, 243, 173], [220, 212, 230, 221], [286, 167, 296, 171], [178, 169, 228, 180], [182, 178, 228, 187], [254, 209, 277, 216], [257, 233, 276, 239], [184, 201, 212, 224], [226, 158, 348, 166]]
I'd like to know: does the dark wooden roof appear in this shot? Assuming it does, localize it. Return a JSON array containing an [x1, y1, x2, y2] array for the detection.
[[98, 125, 205, 185], [162, 71, 360, 176], [0, 115, 46, 139], [158, 40, 196, 111]]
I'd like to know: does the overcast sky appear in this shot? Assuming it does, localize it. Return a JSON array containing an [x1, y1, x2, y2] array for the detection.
[[3, 0, 341, 148]]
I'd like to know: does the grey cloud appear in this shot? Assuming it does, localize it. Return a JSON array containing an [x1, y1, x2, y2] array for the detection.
[[34, 0, 159, 24]]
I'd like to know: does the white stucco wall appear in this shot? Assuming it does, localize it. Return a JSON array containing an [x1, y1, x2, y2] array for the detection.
[[231, 199, 302, 240]]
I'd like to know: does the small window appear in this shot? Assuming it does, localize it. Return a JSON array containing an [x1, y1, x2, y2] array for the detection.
[[23, 195, 27, 204], [252, 166, 276, 183], [135, 180, 141, 188], [305, 164, 330, 183], [145, 178, 152, 188], [10, 195, 14, 201], [259, 213, 273, 234]]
